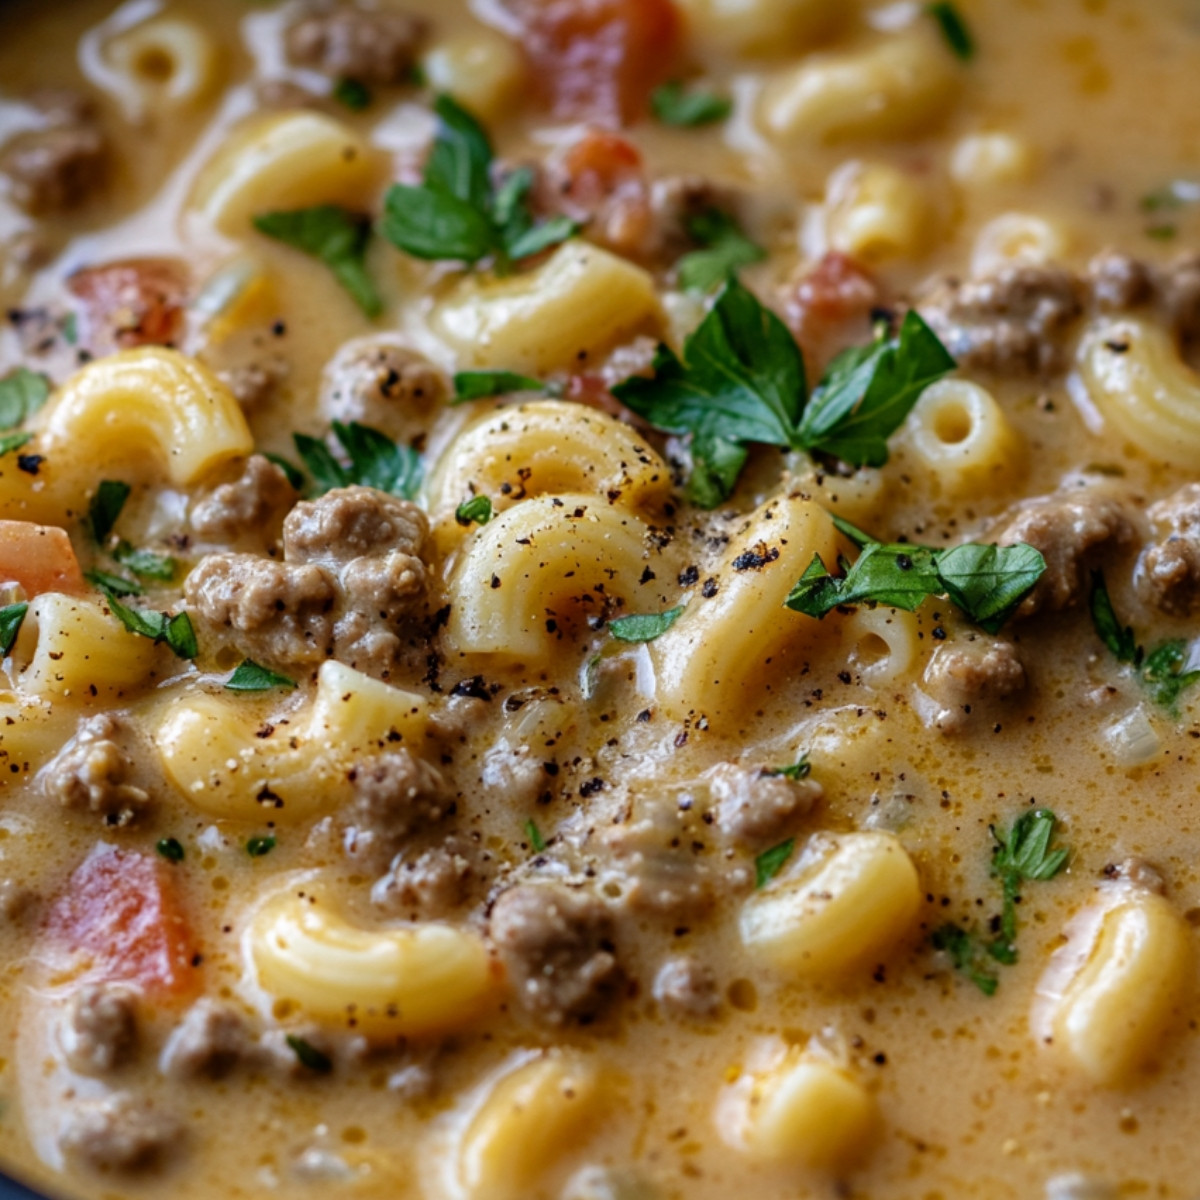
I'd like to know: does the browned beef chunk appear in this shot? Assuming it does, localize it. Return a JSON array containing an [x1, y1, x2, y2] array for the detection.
[[59, 1092, 180, 1172], [39, 714, 150, 827], [318, 339, 445, 438], [344, 749, 450, 865], [489, 884, 623, 1025], [920, 635, 1026, 733], [918, 264, 1084, 375], [285, 6, 427, 84], [707, 762, 821, 845], [61, 983, 139, 1076], [992, 481, 1136, 618], [1137, 484, 1200, 616], [370, 837, 473, 917], [159, 999, 252, 1080], [190, 455, 298, 542]]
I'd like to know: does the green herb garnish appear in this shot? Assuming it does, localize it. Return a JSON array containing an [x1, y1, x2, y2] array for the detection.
[[453, 371, 551, 402], [0, 602, 28, 655], [766, 756, 811, 781], [226, 660, 298, 692], [990, 808, 1069, 953], [293, 421, 422, 499], [286, 1034, 332, 1073], [525, 819, 547, 853], [677, 208, 766, 294], [85, 569, 144, 597], [608, 605, 686, 643], [1089, 571, 1140, 665], [88, 480, 131, 544], [651, 81, 732, 127], [332, 77, 371, 111], [156, 837, 185, 863], [113, 542, 176, 581], [0, 432, 32, 458], [931, 923, 998, 996], [0, 367, 50, 431], [927, 2, 975, 60], [247, 835, 277, 858], [381, 94, 576, 271], [254, 205, 382, 318], [755, 839, 795, 888], [100, 588, 197, 659], [263, 452, 307, 491], [455, 495, 493, 526]]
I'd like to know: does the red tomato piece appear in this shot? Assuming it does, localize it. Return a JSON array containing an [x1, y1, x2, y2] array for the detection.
[[560, 130, 644, 207], [784, 252, 883, 372], [67, 257, 188, 355], [508, 0, 681, 126], [0, 521, 84, 597], [44, 844, 201, 1001]]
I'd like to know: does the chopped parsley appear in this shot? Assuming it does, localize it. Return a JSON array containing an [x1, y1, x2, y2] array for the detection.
[[293, 420, 422, 499], [114, 542, 176, 582], [651, 81, 732, 127], [453, 371, 553, 402], [608, 605, 686, 643], [88, 480, 131, 544], [612, 281, 956, 507], [524, 819, 547, 853], [332, 77, 371, 111], [1089, 571, 1200, 715], [382, 94, 577, 272], [156, 837, 185, 863], [226, 660, 298, 692], [0, 602, 28, 655], [100, 588, 197, 659], [0, 367, 50, 431], [247, 835, 277, 858], [677, 208, 766, 295], [927, 2, 975, 60], [263, 451, 307, 491], [455, 495, 493, 526], [85, 568, 144, 597], [766, 756, 811, 781], [0, 432, 32, 458], [930, 924, 998, 996], [254, 205, 382, 318], [755, 839, 795, 888], [786, 530, 1045, 634], [286, 1034, 332, 1073]]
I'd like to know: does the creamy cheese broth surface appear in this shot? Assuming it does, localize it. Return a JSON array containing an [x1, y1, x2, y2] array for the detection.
[[3, 1, 1200, 1198]]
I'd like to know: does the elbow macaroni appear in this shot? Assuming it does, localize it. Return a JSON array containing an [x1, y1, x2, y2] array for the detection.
[[675, 0, 844, 58], [824, 160, 930, 263], [156, 661, 429, 822], [102, 17, 218, 113], [740, 831, 921, 975], [431, 242, 664, 375], [970, 212, 1068, 276], [422, 28, 525, 122], [248, 883, 497, 1038], [1076, 317, 1200, 469]]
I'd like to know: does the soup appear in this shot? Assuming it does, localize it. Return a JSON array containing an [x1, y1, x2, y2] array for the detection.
[[2, 1, 1200, 1198]]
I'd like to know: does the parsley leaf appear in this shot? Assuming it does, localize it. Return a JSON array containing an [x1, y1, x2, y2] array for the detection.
[[651, 81, 732, 127], [525, 819, 547, 853], [786, 527, 1045, 634], [382, 95, 577, 271], [0, 432, 32, 458], [613, 281, 957, 505], [1142, 640, 1200, 717], [797, 312, 957, 467], [453, 371, 553, 402], [101, 588, 197, 659], [755, 839, 795, 888], [677, 208, 767, 294], [333, 77, 371, 110], [765, 756, 811, 780], [88, 480, 131, 544], [931, 923, 998, 996], [0, 367, 50, 430], [114, 542, 176, 581], [156, 837, 185, 863], [286, 1034, 331, 1073], [608, 605, 686, 643], [927, 2, 975, 60], [990, 808, 1068, 950], [455, 495, 493, 526], [264, 451, 307, 492], [293, 421, 422, 499], [226, 660, 298, 692], [1089, 570, 1141, 665], [85, 569, 144, 597], [0, 602, 28, 655], [247, 835, 277, 858], [254, 205, 382, 318]]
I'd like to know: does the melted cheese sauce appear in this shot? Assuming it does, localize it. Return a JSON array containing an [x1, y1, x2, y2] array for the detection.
[[1, 2, 1200, 1199]]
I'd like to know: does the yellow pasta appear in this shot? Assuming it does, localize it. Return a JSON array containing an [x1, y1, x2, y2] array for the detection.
[[824, 160, 930, 263], [971, 212, 1068, 275], [103, 17, 218, 112], [189, 110, 382, 234], [675, 0, 844, 58], [431, 242, 663, 374], [248, 884, 498, 1038], [422, 28, 525, 122], [740, 831, 921, 975], [156, 661, 429, 822], [650, 496, 839, 721], [1076, 316, 1200, 469], [758, 27, 959, 144], [950, 133, 1038, 187], [443, 494, 661, 662], [839, 606, 922, 690]]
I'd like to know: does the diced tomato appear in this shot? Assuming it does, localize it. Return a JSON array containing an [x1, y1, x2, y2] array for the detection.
[[0, 521, 84, 597], [560, 130, 643, 206], [507, 0, 681, 126], [784, 252, 883, 373], [44, 845, 201, 1001], [67, 257, 188, 355]]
